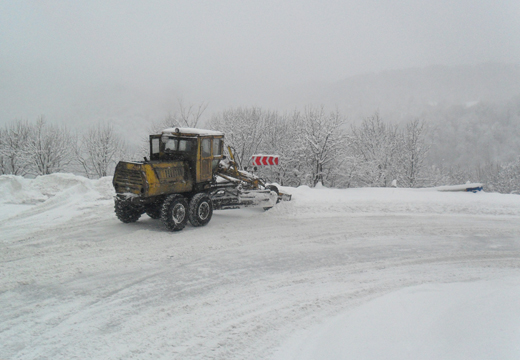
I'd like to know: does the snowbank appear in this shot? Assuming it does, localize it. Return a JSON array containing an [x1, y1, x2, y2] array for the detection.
[[2, 173, 519, 226], [0, 173, 114, 205], [273, 184, 520, 217], [0, 173, 114, 228]]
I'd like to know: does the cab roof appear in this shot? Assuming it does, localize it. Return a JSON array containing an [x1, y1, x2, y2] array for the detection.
[[161, 127, 224, 137]]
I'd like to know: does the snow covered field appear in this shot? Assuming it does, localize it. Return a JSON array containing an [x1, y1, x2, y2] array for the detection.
[[1, 174, 519, 360]]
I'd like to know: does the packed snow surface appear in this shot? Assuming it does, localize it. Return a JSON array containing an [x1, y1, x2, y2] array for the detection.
[[1, 174, 519, 359]]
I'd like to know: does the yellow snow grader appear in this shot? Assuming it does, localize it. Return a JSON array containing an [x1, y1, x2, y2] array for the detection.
[[112, 127, 290, 231]]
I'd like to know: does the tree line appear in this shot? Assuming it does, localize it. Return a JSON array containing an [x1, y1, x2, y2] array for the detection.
[[207, 107, 430, 188], [0, 117, 126, 178], [1, 105, 519, 194], [151, 104, 520, 193]]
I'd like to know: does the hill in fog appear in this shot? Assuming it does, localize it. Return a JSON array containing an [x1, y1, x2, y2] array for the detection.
[[271, 63, 520, 169], [276, 63, 520, 122]]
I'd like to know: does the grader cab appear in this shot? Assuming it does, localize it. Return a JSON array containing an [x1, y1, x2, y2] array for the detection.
[[112, 127, 290, 232]]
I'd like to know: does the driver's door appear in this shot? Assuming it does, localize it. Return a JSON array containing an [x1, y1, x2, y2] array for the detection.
[[198, 137, 213, 182]]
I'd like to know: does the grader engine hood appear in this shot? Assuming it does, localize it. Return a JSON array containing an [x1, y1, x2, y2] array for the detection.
[[113, 160, 193, 198]]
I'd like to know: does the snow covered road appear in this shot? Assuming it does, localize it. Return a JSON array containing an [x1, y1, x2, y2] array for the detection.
[[1, 174, 519, 359]]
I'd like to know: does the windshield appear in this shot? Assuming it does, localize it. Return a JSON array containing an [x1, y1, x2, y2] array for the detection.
[[162, 136, 194, 153]]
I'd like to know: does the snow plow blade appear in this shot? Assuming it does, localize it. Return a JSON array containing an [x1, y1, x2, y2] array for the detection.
[[279, 192, 292, 202]]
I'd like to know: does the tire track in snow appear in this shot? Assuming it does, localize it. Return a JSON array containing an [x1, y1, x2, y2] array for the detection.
[[2, 195, 520, 359]]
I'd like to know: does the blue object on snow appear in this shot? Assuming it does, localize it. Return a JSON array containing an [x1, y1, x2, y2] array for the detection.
[[466, 186, 483, 193]]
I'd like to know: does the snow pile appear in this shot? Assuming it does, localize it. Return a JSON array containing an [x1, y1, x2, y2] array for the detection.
[[273, 185, 520, 217], [3, 174, 517, 218], [0, 173, 114, 229], [0, 175, 47, 204], [0, 173, 114, 205]]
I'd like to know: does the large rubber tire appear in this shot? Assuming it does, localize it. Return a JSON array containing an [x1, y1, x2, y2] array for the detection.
[[161, 194, 189, 231], [188, 193, 213, 227], [114, 198, 143, 223], [267, 185, 279, 197], [145, 204, 162, 219]]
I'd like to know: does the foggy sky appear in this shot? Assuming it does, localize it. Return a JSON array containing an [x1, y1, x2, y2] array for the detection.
[[1, 0, 519, 127]]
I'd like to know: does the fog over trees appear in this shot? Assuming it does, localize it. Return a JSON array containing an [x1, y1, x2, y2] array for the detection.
[[1, 2, 519, 193], [1, 90, 519, 194], [1, 63, 520, 193]]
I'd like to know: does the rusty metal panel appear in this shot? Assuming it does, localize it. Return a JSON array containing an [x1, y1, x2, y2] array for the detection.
[[147, 162, 193, 196], [152, 162, 185, 182], [200, 160, 211, 181], [113, 162, 145, 195]]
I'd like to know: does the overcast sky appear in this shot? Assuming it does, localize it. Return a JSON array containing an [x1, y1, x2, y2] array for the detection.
[[1, 0, 519, 126]]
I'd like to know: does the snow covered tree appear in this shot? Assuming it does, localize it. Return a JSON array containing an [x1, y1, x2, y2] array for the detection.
[[28, 117, 75, 175], [296, 106, 347, 187], [209, 106, 347, 187], [400, 119, 430, 187], [77, 123, 127, 178], [0, 119, 32, 175], [208, 107, 267, 168], [349, 114, 401, 187], [475, 158, 520, 194], [253, 111, 302, 186]]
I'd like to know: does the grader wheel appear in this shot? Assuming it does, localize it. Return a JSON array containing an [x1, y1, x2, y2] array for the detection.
[[161, 194, 189, 231], [188, 193, 213, 227], [114, 198, 143, 223]]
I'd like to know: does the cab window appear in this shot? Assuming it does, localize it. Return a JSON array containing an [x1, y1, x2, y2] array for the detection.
[[164, 138, 177, 151], [179, 139, 192, 152], [152, 138, 160, 154], [213, 138, 222, 156], [201, 138, 211, 157]]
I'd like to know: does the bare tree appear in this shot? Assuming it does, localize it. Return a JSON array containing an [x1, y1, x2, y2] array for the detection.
[[0, 128, 4, 175], [208, 106, 347, 187], [0, 119, 33, 175], [474, 158, 520, 194], [176, 98, 208, 128], [255, 111, 300, 186], [401, 119, 430, 187], [28, 116, 75, 175], [298, 106, 347, 187], [350, 113, 401, 187], [77, 123, 127, 178], [148, 98, 209, 134], [209, 107, 266, 168], [0, 127, 6, 175]]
